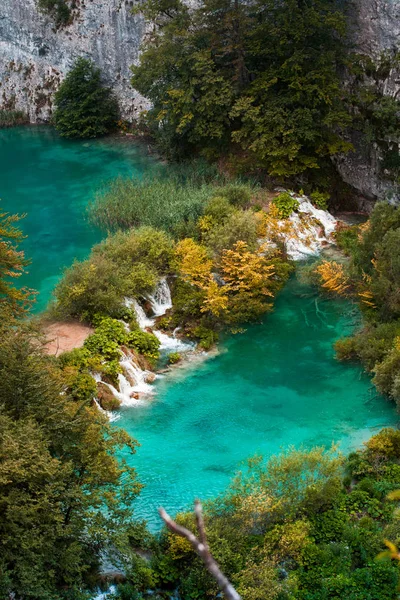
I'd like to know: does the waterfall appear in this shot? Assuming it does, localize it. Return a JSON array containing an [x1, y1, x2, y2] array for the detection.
[[128, 278, 194, 353], [126, 298, 154, 329], [147, 276, 173, 316], [94, 279, 194, 412], [278, 196, 337, 261]]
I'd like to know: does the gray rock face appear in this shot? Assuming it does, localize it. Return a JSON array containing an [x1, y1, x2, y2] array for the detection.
[[336, 0, 400, 203], [0, 0, 149, 122]]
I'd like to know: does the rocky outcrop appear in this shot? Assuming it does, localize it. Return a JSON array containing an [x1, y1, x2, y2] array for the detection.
[[0, 0, 149, 122], [335, 0, 400, 204]]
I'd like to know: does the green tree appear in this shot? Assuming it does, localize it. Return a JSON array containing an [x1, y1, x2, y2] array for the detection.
[[0, 207, 34, 316], [132, 0, 352, 174], [54, 58, 119, 138], [0, 318, 142, 599]]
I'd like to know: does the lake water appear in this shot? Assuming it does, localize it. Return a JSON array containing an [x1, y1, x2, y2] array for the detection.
[[0, 126, 156, 311], [1, 126, 397, 531]]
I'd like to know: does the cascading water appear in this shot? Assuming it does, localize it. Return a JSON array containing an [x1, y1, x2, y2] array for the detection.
[[95, 279, 194, 409], [285, 196, 337, 261], [147, 276, 173, 316]]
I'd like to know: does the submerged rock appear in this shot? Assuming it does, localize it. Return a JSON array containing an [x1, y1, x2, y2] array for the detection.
[[96, 382, 122, 411]]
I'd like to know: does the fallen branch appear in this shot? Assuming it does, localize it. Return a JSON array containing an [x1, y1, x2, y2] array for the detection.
[[159, 499, 241, 600]]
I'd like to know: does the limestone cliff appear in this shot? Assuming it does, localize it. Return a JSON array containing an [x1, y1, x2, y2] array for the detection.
[[0, 0, 149, 122], [336, 0, 400, 203]]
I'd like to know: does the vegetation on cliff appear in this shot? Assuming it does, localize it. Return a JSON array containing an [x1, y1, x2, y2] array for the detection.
[[54, 58, 119, 139], [131, 0, 351, 181]]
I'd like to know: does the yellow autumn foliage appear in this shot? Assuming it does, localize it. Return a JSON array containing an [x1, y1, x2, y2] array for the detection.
[[315, 261, 350, 296], [175, 238, 278, 322], [221, 240, 275, 296]]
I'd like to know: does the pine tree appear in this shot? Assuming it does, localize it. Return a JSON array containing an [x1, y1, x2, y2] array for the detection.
[[54, 58, 119, 139]]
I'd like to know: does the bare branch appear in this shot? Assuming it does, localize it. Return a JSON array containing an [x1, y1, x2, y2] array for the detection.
[[159, 501, 242, 600]]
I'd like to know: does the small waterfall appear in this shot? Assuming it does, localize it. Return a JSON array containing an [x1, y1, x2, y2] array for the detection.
[[126, 298, 154, 329], [93, 279, 195, 414], [147, 276, 173, 316], [154, 330, 194, 352], [281, 196, 337, 261], [129, 278, 193, 353]]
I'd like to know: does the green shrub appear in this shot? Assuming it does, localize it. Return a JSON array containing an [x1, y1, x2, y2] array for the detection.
[[37, 0, 71, 26], [218, 184, 253, 207], [203, 196, 234, 223], [54, 58, 119, 138], [203, 210, 259, 256], [168, 352, 181, 364], [272, 192, 299, 219], [310, 190, 330, 210], [0, 110, 28, 128], [335, 224, 360, 256], [126, 330, 160, 360], [53, 227, 172, 322], [192, 325, 219, 350]]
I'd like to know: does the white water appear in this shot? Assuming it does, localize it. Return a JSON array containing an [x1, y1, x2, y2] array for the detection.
[[147, 276, 173, 316], [93, 279, 193, 409], [278, 195, 337, 261]]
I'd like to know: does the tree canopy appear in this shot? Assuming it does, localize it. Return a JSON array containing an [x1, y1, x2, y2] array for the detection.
[[132, 0, 352, 176], [54, 58, 119, 139]]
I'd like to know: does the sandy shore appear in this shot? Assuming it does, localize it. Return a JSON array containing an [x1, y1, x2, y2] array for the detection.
[[44, 321, 93, 356]]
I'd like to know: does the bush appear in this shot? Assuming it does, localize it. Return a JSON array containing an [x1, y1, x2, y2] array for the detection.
[[37, 0, 70, 26], [0, 110, 28, 128], [126, 330, 160, 360], [334, 337, 357, 361], [310, 190, 330, 210], [168, 352, 181, 364], [53, 227, 172, 322], [203, 210, 259, 256], [218, 184, 253, 207], [54, 58, 119, 138], [272, 192, 299, 219]]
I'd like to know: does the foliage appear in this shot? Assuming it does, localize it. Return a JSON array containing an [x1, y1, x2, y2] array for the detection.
[[0, 317, 142, 599], [310, 190, 330, 210], [272, 192, 299, 219], [53, 227, 173, 322], [202, 209, 259, 257], [127, 329, 160, 360], [0, 110, 29, 128], [168, 352, 181, 364], [132, 0, 351, 176], [141, 433, 400, 600], [0, 207, 35, 316], [54, 58, 119, 138], [175, 237, 286, 325], [314, 261, 350, 296], [333, 203, 400, 408], [37, 0, 70, 25]]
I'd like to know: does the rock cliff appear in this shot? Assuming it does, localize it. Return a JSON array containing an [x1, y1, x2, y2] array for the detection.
[[0, 0, 149, 122], [336, 0, 400, 203]]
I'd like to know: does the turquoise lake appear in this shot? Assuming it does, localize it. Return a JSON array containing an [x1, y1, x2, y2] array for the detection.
[[1, 126, 397, 531], [0, 126, 156, 311]]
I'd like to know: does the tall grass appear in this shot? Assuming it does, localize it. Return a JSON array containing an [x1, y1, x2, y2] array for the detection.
[[0, 110, 29, 128], [89, 159, 255, 238], [89, 177, 214, 236]]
